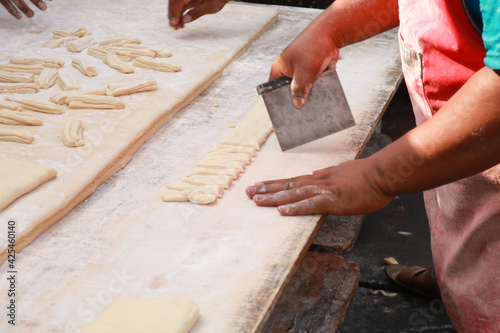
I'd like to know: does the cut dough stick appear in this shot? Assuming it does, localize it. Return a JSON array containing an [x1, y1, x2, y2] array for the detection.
[[71, 58, 97, 77], [36, 68, 58, 89], [0, 63, 43, 75], [205, 151, 253, 164], [209, 143, 257, 154], [166, 181, 223, 197], [183, 174, 233, 189], [0, 100, 22, 111], [105, 46, 155, 58], [67, 36, 95, 53], [0, 157, 57, 211], [50, 89, 106, 105], [43, 36, 78, 48], [0, 109, 43, 126], [188, 191, 217, 205], [98, 36, 133, 46], [66, 94, 125, 109], [103, 53, 134, 74], [57, 72, 79, 91], [0, 128, 34, 143], [0, 71, 34, 83], [62, 119, 85, 147], [122, 44, 172, 58], [160, 188, 188, 202], [187, 166, 241, 179], [87, 46, 108, 59], [0, 83, 39, 94], [7, 98, 63, 114], [9, 57, 65, 69], [53, 27, 91, 38], [196, 158, 246, 172], [100, 38, 142, 47], [105, 80, 157, 97], [133, 56, 181, 72]]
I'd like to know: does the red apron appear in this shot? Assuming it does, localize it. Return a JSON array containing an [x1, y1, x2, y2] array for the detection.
[[398, 0, 500, 331]]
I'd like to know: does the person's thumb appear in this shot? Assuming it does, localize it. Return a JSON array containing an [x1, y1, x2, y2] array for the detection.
[[290, 74, 314, 109]]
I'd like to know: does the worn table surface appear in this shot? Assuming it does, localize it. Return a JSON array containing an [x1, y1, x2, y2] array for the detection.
[[0, 4, 401, 333]]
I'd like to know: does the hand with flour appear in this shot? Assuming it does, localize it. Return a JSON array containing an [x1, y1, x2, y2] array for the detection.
[[168, 0, 230, 30], [1, 0, 51, 19]]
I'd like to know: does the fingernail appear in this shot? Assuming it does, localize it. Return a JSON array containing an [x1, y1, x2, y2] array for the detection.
[[278, 205, 290, 214], [183, 15, 192, 24], [246, 186, 256, 196], [253, 194, 263, 202], [292, 97, 305, 109]]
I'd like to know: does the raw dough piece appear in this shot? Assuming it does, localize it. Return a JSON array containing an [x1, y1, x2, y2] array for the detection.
[[105, 46, 155, 58], [98, 36, 133, 47], [66, 94, 125, 109], [103, 53, 134, 74], [160, 188, 188, 202], [0, 63, 43, 75], [57, 72, 79, 91], [72, 59, 97, 77], [162, 98, 273, 205], [0, 83, 39, 94], [67, 36, 95, 53], [133, 56, 181, 72], [0, 128, 34, 144], [205, 151, 252, 164], [0, 157, 57, 211], [81, 297, 199, 333], [50, 89, 106, 105], [187, 191, 217, 205], [43, 36, 78, 48], [0, 109, 43, 126], [183, 174, 233, 188], [53, 27, 91, 38], [62, 119, 85, 147], [0, 100, 22, 111], [103, 38, 142, 47], [166, 181, 222, 197], [10, 57, 64, 68], [36, 68, 59, 89], [106, 80, 157, 97], [120, 44, 172, 58], [10, 99, 63, 114], [0, 71, 34, 83], [209, 144, 257, 155], [87, 46, 109, 59], [187, 166, 241, 179], [195, 158, 246, 171]]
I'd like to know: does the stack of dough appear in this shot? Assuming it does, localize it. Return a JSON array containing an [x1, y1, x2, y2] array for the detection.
[[161, 98, 273, 205]]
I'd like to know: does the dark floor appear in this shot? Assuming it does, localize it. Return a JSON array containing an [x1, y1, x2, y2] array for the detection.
[[339, 84, 454, 332]]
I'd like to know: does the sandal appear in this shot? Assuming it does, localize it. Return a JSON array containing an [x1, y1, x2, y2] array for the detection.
[[385, 265, 441, 299]]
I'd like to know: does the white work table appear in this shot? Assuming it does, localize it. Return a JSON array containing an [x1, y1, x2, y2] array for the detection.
[[0, 3, 401, 332]]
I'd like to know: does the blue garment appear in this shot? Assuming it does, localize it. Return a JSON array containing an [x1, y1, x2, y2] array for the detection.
[[465, 0, 500, 69]]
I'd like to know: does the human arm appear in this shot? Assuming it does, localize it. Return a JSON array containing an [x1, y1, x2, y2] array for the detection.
[[168, 0, 231, 30], [271, 0, 399, 108], [246, 67, 500, 215], [1, 0, 50, 19]]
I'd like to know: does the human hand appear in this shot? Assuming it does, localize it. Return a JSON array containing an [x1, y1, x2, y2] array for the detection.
[[245, 159, 394, 216], [168, 0, 230, 30], [269, 19, 340, 109], [1, 0, 50, 19]]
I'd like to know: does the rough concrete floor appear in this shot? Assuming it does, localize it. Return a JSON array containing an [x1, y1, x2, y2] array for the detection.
[[340, 84, 454, 333]]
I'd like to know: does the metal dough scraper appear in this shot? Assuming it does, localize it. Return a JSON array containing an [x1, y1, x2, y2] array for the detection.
[[256, 71, 355, 151]]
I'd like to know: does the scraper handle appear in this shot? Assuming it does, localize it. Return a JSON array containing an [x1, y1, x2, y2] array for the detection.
[[256, 77, 292, 96]]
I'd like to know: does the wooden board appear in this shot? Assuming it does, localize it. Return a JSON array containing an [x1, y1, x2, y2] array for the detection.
[[0, 0, 278, 263], [0, 5, 402, 333]]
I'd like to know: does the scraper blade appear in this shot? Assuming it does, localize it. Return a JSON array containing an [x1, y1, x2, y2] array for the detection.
[[257, 71, 355, 151]]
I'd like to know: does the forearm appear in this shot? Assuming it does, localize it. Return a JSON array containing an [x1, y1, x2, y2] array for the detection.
[[370, 67, 500, 195], [309, 0, 399, 49]]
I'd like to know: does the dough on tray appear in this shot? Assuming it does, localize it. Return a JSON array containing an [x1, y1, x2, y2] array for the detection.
[[0, 157, 57, 211], [0, 128, 35, 144], [62, 119, 85, 147], [81, 297, 199, 333]]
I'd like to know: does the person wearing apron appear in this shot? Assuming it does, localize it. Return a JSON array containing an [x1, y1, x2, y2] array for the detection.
[[168, 0, 500, 331]]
